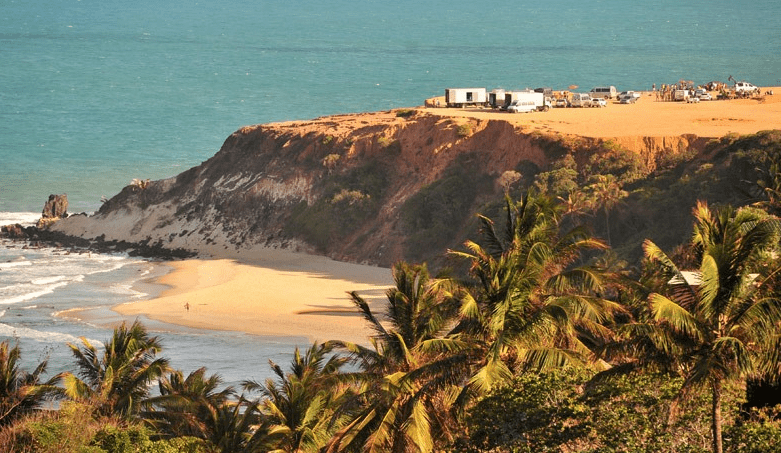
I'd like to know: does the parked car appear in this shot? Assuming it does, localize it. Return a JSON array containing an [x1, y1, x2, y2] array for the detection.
[[554, 97, 569, 108], [697, 92, 713, 101], [618, 91, 641, 103], [591, 97, 607, 107], [735, 82, 759, 94], [589, 86, 617, 99], [570, 93, 592, 107], [687, 96, 700, 103]]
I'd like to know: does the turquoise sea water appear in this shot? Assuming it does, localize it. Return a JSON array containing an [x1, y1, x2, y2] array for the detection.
[[2, 0, 780, 212], [1, 0, 780, 383]]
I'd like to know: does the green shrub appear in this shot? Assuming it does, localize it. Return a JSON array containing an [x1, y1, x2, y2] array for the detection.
[[395, 109, 416, 118], [456, 123, 473, 137], [586, 141, 648, 184], [534, 155, 579, 197], [322, 153, 341, 172], [458, 370, 745, 453], [287, 160, 389, 251], [91, 425, 151, 453], [400, 155, 490, 261], [725, 407, 781, 453]]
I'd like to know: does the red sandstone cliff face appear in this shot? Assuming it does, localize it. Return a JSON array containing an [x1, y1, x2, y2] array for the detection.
[[51, 109, 713, 266]]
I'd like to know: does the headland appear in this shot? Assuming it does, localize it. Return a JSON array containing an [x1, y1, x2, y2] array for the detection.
[[39, 88, 781, 342]]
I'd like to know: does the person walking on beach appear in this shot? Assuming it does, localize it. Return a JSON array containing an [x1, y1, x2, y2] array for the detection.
[[184, 302, 190, 312]]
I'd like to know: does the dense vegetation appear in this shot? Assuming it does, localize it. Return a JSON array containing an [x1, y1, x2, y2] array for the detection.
[[4, 131, 781, 452]]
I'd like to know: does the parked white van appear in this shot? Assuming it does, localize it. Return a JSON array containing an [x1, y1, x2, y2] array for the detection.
[[506, 91, 550, 113], [571, 93, 593, 107], [589, 86, 617, 99], [673, 89, 690, 101]]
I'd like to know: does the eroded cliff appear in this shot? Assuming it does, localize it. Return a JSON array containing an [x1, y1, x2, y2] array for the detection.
[[50, 109, 720, 266]]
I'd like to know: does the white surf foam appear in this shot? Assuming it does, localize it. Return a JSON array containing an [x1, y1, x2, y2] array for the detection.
[[31, 275, 69, 285], [0, 212, 39, 226], [0, 260, 32, 270], [0, 279, 74, 305], [0, 321, 102, 347]]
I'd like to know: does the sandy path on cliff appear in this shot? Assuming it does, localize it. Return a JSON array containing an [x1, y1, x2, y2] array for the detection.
[[98, 88, 780, 344]]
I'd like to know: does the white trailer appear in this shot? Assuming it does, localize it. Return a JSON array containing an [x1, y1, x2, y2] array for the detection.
[[445, 88, 487, 107], [488, 89, 506, 108], [506, 91, 550, 113], [503, 90, 532, 106]]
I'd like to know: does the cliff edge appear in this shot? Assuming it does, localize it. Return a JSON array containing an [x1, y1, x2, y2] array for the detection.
[[49, 93, 781, 266]]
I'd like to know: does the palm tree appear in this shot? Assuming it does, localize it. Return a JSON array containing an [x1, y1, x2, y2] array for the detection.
[[208, 395, 277, 453], [0, 340, 62, 426], [242, 342, 350, 453], [63, 320, 169, 417], [143, 367, 235, 440], [326, 262, 467, 453], [450, 192, 622, 394], [585, 174, 627, 246], [636, 202, 781, 453]]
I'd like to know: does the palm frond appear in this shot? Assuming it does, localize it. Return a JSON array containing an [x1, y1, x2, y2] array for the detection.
[[649, 293, 704, 342], [348, 291, 387, 336]]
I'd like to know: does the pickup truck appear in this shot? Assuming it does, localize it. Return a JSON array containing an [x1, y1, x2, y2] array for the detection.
[[618, 91, 641, 103], [735, 82, 759, 94]]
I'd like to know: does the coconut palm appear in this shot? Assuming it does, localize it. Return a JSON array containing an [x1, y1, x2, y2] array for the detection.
[[63, 320, 169, 417], [209, 395, 276, 453], [0, 340, 62, 426], [326, 262, 467, 453], [450, 192, 622, 395], [143, 367, 235, 440], [635, 202, 781, 453], [242, 342, 350, 453], [585, 174, 627, 246]]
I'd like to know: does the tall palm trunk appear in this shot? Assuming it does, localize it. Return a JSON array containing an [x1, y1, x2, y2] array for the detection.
[[711, 379, 723, 453]]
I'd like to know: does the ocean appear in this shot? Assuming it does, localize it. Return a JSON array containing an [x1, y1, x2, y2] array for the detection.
[[2, 0, 780, 386]]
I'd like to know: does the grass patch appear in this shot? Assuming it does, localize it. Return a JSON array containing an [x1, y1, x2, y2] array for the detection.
[[456, 123, 473, 137]]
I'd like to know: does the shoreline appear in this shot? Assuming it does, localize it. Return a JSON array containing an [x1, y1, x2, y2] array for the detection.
[[97, 250, 394, 345]]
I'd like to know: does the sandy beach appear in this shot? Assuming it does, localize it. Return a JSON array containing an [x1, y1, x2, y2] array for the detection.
[[86, 89, 780, 344], [111, 251, 393, 345]]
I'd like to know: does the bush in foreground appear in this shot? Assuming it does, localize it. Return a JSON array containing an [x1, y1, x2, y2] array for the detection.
[[0, 401, 210, 453]]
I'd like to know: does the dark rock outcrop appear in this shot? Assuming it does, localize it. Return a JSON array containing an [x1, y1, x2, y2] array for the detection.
[[1, 224, 26, 239], [42, 194, 68, 219]]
